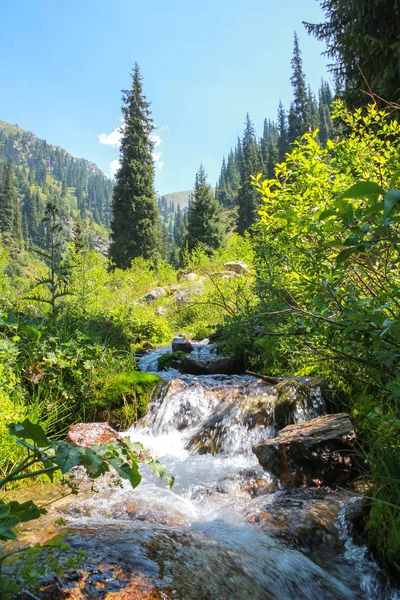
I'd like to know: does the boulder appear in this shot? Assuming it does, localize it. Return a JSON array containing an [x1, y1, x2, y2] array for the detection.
[[182, 272, 198, 281], [155, 306, 168, 316], [178, 355, 240, 375], [223, 261, 248, 274], [67, 422, 123, 447], [172, 336, 194, 353], [253, 413, 357, 489], [178, 356, 209, 375], [144, 287, 167, 304]]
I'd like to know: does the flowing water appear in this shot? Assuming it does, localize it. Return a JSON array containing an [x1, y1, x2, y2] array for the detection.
[[24, 343, 400, 598]]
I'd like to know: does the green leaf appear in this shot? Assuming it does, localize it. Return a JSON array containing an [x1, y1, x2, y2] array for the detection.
[[389, 168, 400, 189], [150, 460, 175, 489], [54, 443, 84, 473], [340, 181, 385, 199], [383, 188, 400, 219], [7, 420, 50, 448], [336, 247, 356, 265], [0, 514, 20, 540], [8, 500, 46, 523]]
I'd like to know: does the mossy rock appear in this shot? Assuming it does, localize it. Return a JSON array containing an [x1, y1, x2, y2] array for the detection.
[[90, 371, 163, 430], [274, 380, 314, 430], [157, 351, 188, 371]]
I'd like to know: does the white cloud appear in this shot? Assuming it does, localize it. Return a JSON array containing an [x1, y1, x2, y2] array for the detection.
[[151, 134, 161, 148], [109, 159, 120, 177], [99, 124, 125, 148], [100, 122, 167, 171]]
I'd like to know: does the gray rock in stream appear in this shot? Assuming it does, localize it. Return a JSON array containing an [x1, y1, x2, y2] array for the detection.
[[253, 413, 358, 489], [172, 335, 194, 353], [179, 355, 240, 375]]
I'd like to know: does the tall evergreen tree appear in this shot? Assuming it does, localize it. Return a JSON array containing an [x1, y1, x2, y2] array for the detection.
[[185, 165, 224, 253], [109, 64, 161, 268], [237, 114, 262, 234], [304, 1, 400, 106], [277, 101, 288, 160], [0, 162, 17, 236], [288, 32, 310, 143]]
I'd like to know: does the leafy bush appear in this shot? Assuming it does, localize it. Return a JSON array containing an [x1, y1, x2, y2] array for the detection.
[[242, 100, 400, 573]]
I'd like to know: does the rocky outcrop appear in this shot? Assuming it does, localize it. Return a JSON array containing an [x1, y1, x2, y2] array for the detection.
[[172, 336, 194, 353], [223, 261, 248, 274], [144, 287, 167, 303], [253, 413, 357, 489], [67, 422, 123, 447]]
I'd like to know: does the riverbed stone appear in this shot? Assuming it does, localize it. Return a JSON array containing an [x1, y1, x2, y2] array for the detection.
[[67, 422, 123, 447], [253, 413, 357, 489], [179, 355, 240, 376], [171, 336, 194, 353]]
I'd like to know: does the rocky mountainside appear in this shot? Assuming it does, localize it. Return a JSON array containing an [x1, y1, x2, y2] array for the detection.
[[0, 119, 113, 253]]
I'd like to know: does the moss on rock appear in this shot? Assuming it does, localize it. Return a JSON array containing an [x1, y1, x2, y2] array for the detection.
[[90, 371, 163, 430], [157, 351, 188, 371]]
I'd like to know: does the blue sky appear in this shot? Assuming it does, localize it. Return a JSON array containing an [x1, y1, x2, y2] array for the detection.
[[0, 0, 330, 195]]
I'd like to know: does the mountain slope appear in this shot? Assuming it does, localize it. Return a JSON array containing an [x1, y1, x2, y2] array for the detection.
[[0, 119, 113, 253]]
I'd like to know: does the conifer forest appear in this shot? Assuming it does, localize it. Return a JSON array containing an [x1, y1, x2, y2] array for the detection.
[[0, 2, 399, 598]]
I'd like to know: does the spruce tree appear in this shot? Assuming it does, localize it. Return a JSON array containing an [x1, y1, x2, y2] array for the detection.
[[237, 114, 262, 234], [109, 63, 161, 268], [185, 164, 224, 253], [277, 101, 288, 161], [0, 162, 17, 236], [288, 32, 310, 143], [304, 1, 400, 106]]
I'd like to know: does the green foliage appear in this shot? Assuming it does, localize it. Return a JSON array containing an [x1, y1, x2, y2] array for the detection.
[[185, 164, 224, 254], [110, 64, 161, 268], [230, 100, 400, 573], [237, 114, 262, 234], [304, 1, 400, 106], [26, 202, 72, 317]]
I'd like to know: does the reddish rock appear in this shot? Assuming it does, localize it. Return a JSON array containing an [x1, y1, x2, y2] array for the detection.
[[253, 413, 357, 489], [67, 422, 123, 447]]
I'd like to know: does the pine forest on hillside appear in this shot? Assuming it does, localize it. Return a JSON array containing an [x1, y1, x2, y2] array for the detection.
[[1, 1, 400, 597]]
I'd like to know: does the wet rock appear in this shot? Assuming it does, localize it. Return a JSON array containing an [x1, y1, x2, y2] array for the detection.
[[187, 385, 277, 454], [67, 422, 123, 447], [172, 336, 194, 353], [179, 355, 240, 376], [274, 380, 324, 430], [144, 287, 167, 304], [253, 413, 357, 489], [178, 356, 209, 375], [246, 487, 346, 551], [217, 469, 278, 497], [223, 261, 248, 274]]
